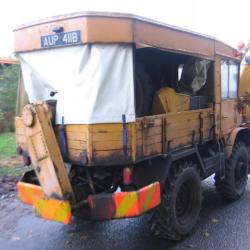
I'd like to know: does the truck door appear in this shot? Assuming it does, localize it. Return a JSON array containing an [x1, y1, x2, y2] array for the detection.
[[220, 59, 241, 135]]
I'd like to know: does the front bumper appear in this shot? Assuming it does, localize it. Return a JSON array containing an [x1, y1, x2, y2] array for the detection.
[[17, 170, 161, 224]]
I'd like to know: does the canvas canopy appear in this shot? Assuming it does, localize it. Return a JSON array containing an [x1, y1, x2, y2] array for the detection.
[[18, 44, 135, 124]]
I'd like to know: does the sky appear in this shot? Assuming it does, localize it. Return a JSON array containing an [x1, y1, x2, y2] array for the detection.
[[0, 0, 249, 56]]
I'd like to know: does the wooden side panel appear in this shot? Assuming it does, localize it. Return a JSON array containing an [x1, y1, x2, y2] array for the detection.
[[56, 109, 214, 165], [165, 109, 213, 151], [136, 117, 163, 159], [54, 125, 89, 164], [90, 123, 133, 165], [55, 123, 133, 166], [135, 109, 214, 160], [17, 108, 215, 167]]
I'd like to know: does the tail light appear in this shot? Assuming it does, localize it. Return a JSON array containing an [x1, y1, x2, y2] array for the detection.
[[123, 167, 133, 185]]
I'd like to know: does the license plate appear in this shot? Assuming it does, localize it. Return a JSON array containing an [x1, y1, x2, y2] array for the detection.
[[41, 30, 81, 48]]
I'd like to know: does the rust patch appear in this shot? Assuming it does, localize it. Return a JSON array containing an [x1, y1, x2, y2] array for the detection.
[[91, 150, 132, 166], [88, 194, 116, 220]]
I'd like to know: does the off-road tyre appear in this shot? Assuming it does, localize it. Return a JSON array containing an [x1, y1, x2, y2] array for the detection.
[[150, 162, 202, 241], [135, 63, 154, 117], [215, 142, 249, 201]]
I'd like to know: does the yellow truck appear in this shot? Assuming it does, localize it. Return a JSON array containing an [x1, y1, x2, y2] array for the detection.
[[14, 12, 250, 241]]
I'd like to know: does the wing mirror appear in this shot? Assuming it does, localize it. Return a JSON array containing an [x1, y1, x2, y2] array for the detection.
[[50, 91, 58, 97], [245, 54, 250, 64]]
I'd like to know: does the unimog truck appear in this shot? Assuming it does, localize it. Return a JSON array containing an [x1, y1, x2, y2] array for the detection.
[[14, 12, 250, 241]]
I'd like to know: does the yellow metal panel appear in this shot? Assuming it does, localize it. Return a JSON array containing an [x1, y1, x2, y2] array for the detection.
[[239, 64, 250, 96], [152, 87, 190, 114], [214, 56, 221, 138], [221, 99, 237, 135]]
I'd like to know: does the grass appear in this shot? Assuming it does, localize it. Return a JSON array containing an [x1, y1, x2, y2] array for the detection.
[[0, 132, 25, 177], [0, 132, 16, 159], [0, 166, 23, 176]]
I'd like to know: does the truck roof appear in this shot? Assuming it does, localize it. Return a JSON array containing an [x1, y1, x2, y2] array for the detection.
[[14, 11, 240, 61]]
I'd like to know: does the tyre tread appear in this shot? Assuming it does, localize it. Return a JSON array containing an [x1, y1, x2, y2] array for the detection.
[[150, 162, 201, 241], [215, 142, 249, 201]]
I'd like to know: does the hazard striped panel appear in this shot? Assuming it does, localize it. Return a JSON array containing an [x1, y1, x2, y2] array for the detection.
[[17, 181, 71, 224], [33, 197, 71, 224], [17, 181, 43, 205], [88, 182, 161, 220]]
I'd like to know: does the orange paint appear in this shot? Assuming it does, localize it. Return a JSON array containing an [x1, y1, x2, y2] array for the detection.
[[88, 182, 161, 220], [16, 181, 43, 205], [17, 181, 71, 224], [33, 198, 71, 224]]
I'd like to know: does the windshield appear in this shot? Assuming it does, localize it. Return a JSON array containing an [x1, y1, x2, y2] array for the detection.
[[18, 44, 135, 124]]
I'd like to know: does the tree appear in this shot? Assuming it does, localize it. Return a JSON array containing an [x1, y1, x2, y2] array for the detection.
[[0, 64, 19, 132]]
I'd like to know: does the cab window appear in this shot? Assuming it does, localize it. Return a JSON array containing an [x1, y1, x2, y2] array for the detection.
[[221, 59, 239, 99]]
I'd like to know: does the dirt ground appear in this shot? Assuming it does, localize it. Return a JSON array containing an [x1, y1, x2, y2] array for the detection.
[[0, 156, 23, 199], [0, 175, 19, 198]]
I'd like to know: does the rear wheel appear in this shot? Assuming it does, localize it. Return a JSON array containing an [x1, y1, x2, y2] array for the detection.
[[215, 142, 249, 201], [150, 162, 202, 241]]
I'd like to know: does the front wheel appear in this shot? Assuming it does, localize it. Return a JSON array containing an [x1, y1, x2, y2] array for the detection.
[[215, 142, 249, 201], [150, 162, 202, 241]]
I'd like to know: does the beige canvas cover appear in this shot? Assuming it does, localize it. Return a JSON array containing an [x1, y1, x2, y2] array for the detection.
[[18, 44, 135, 124]]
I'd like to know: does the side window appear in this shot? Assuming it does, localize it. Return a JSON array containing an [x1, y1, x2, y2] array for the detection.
[[221, 59, 239, 99], [229, 63, 238, 98], [221, 60, 229, 98], [178, 64, 184, 81]]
